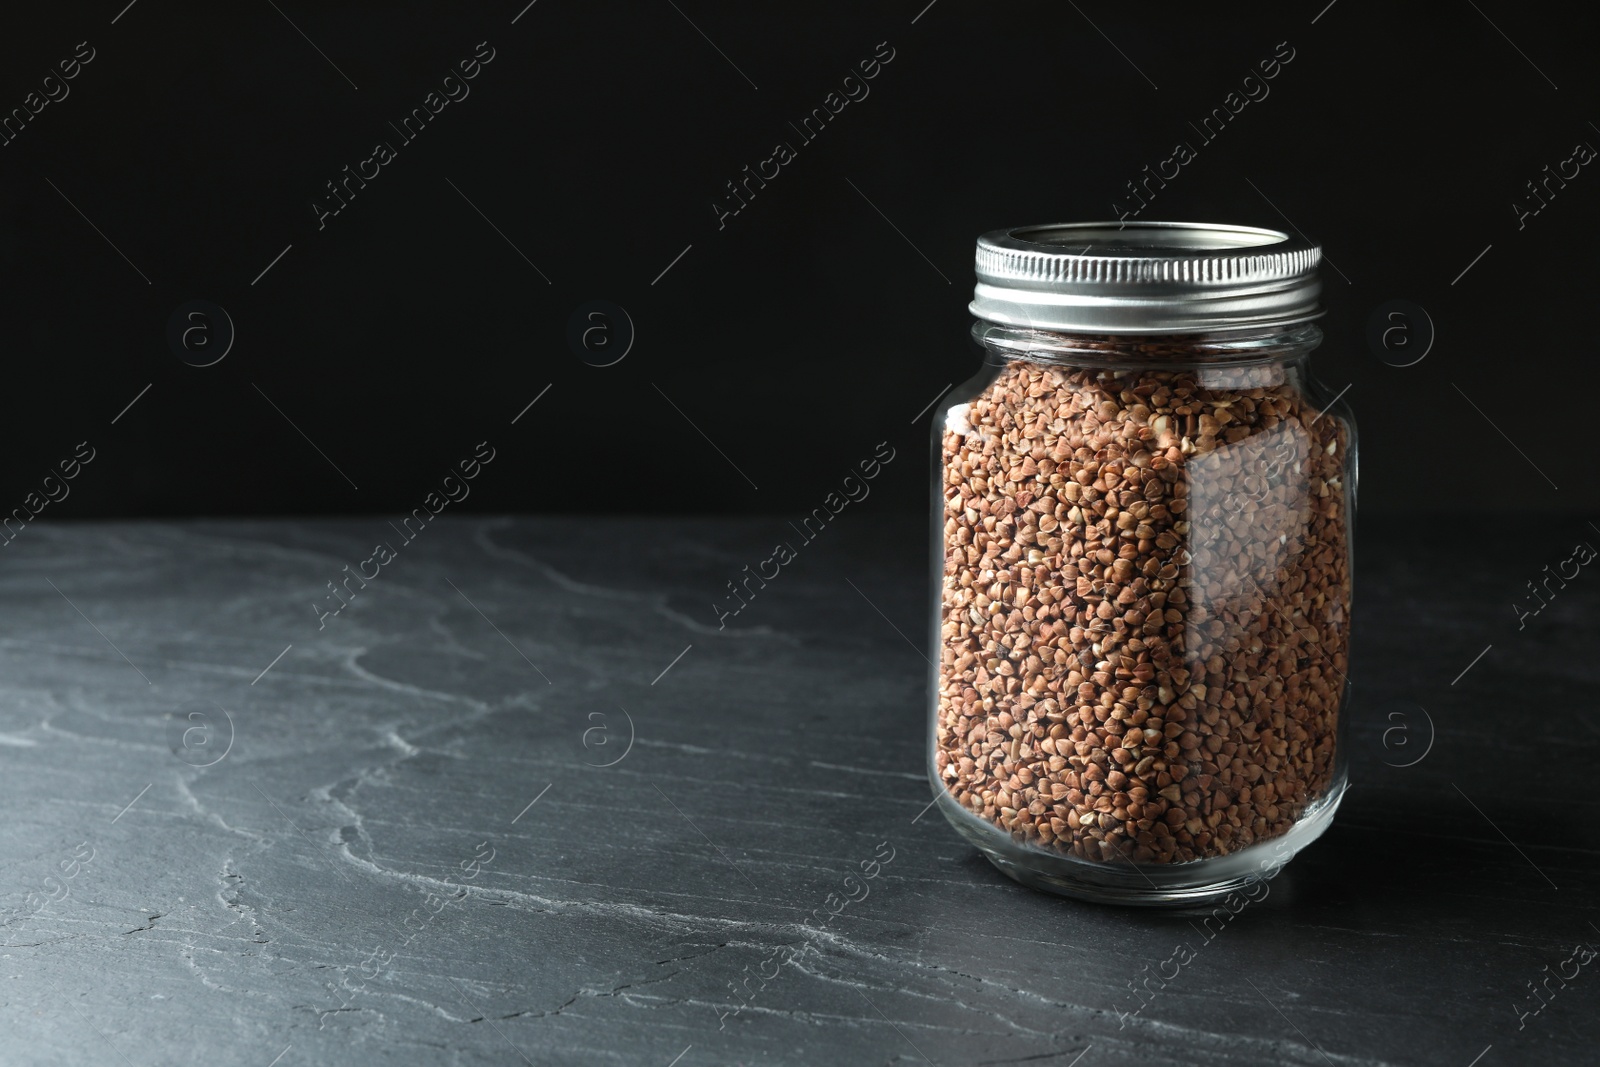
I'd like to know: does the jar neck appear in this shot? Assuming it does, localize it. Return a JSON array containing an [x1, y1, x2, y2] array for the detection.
[[971, 321, 1323, 371]]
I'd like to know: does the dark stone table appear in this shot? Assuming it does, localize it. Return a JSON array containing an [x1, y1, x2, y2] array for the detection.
[[2, 516, 1595, 1066]]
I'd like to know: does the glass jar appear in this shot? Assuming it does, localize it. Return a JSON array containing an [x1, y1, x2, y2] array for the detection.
[[929, 222, 1355, 905]]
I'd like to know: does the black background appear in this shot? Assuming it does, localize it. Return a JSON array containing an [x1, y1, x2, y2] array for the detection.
[[1, 1, 1591, 519]]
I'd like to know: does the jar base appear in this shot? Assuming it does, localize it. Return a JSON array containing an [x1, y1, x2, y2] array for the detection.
[[934, 773, 1347, 907]]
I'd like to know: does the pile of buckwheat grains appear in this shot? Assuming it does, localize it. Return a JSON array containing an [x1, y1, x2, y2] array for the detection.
[[935, 341, 1350, 865]]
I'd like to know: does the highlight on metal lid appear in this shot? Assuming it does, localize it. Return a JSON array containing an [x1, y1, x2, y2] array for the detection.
[[970, 221, 1323, 334]]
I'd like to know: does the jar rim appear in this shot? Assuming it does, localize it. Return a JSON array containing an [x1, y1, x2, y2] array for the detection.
[[970, 320, 1323, 367]]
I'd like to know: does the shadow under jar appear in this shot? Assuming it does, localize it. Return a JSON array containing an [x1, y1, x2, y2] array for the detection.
[[929, 222, 1356, 906]]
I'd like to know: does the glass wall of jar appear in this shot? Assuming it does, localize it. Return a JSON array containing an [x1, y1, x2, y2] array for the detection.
[[929, 223, 1356, 905]]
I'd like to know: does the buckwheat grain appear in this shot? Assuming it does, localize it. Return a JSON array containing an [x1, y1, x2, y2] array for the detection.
[[934, 350, 1350, 864]]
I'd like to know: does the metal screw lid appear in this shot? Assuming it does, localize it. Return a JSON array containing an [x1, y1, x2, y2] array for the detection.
[[970, 221, 1323, 334]]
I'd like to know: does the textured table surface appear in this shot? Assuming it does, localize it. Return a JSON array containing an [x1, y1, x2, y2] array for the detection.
[[1, 516, 1595, 1066]]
